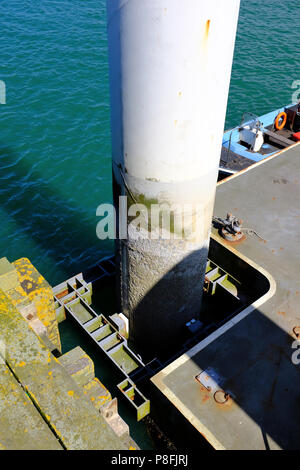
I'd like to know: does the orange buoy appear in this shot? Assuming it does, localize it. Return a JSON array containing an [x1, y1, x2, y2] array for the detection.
[[274, 112, 287, 131]]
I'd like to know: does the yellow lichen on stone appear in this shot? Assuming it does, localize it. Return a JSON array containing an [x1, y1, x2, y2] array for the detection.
[[0, 282, 129, 450], [83, 378, 112, 411], [13, 258, 61, 353], [59, 347, 94, 387]]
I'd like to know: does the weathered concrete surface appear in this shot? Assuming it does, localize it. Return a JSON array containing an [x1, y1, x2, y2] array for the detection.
[[0, 258, 19, 292], [60, 349, 134, 445], [0, 289, 127, 450], [0, 257, 61, 353], [13, 258, 61, 353], [83, 377, 112, 411], [0, 364, 62, 450], [100, 398, 130, 439], [117, 229, 209, 358], [60, 350, 135, 446], [59, 346, 94, 387], [151, 146, 300, 449]]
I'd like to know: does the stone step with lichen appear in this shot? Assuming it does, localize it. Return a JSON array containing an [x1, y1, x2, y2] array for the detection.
[[0, 257, 19, 292], [0, 364, 62, 450], [59, 349, 137, 446], [59, 346, 94, 387], [83, 377, 112, 411], [100, 398, 130, 438], [13, 257, 61, 353], [0, 257, 61, 353], [0, 289, 127, 450]]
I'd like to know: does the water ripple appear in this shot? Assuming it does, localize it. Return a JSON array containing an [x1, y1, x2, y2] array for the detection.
[[0, 0, 299, 285]]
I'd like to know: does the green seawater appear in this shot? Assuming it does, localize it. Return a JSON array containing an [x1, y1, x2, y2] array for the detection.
[[0, 0, 299, 285], [1, 0, 299, 450]]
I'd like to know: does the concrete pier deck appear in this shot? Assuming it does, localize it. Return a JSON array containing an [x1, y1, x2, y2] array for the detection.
[[151, 145, 300, 450]]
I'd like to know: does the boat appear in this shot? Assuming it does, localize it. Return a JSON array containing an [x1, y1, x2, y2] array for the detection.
[[219, 102, 300, 179]]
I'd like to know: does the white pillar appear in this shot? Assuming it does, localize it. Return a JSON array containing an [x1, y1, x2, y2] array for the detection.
[[107, 0, 240, 359]]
